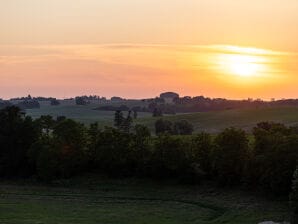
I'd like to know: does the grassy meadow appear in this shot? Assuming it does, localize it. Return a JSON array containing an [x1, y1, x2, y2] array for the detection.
[[26, 103, 298, 133], [26, 103, 151, 126], [138, 106, 298, 133], [0, 176, 290, 224]]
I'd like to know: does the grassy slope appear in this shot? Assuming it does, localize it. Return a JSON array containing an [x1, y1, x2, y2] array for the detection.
[[137, 106, 298, 133], [26, 104, 298, 133], [26, 103, 151, 125], [0, 176, 290, 224]]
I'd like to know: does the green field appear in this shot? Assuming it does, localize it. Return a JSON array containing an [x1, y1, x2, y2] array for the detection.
[[26, 103, 151, 126], [26, 104, 298, 133], [138, 106, 298, 133], [0, 176, 290, 224]]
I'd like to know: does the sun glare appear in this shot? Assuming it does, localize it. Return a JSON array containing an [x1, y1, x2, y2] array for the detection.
[[213, 46, 272, 80], [225, 55, 261, 77]]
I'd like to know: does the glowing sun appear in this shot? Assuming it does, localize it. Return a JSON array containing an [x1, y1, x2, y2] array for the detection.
[[222, 54, 262, 77]]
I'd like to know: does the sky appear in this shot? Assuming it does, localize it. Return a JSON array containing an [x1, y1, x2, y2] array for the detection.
[[1, 0, 298, 99]]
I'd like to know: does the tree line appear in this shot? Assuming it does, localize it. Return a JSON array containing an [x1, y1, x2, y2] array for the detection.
[[0, 106, 298, 221]]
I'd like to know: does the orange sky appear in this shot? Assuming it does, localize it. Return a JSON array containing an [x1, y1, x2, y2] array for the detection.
[[1, 0, 298, 99]]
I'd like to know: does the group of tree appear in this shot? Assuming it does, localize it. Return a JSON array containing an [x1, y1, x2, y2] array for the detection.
[[146, 95, 298, 115], [114, 110, 134, 133], [75, 97, 89, 105], [10, 95, 56, 102], [1, 106, 298, 221]]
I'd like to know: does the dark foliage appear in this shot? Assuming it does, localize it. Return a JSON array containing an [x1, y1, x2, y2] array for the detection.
[[0, 106, 40, 177], [75, 97, 89, 105], [248, 122, 298, 194], [0, 106, 298, 198], [213, 128, 249, 185]]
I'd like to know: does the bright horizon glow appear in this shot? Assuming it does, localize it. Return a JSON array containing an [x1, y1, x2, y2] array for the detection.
[[0, 44, 296, 100]]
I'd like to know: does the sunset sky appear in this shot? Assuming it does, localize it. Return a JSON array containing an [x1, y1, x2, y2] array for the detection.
[[1, 0, 298, 99]]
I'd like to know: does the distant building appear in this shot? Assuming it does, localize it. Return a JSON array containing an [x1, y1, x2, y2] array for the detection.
[[160, 92, 179, 104]]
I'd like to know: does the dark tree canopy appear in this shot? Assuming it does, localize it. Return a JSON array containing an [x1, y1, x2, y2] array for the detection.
[[0, 105, 298, 199]]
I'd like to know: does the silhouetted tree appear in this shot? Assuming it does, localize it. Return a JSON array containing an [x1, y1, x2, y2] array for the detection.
[[35, 115, 56, 135], [121, 111, 133, 133], [133, 110, 138, 119], [0, 106, 39, 177], [75, 97, 88, 105], [114, 110, 124, 129]]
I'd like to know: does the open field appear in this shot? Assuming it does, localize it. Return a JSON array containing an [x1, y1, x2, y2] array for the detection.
[[0, 176, 290, 224], [137, 106, 298, 133], [26, 103, 151, 125], [26, 104, 298, 133]]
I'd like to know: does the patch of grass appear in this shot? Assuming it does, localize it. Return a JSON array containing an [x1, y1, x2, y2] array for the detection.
[[0, 176, 290, 224]]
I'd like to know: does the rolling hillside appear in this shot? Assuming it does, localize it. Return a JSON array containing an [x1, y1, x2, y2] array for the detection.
[[26, 104, 298, 133], [137, 106, 298, 133]]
